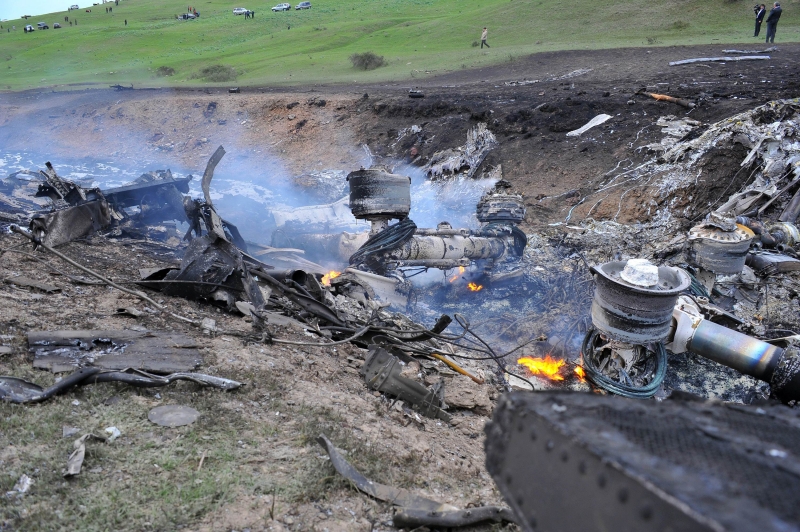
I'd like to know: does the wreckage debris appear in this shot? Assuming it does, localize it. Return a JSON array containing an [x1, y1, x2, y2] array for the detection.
[[722, 47, 778, 54], [65, 433, 107, 477], [423, 123, 497, 180], [317, 434, 516, 529], [148, 405, 201, 427], [486, 391, 800, 532], [3, 275, 60, 293], [28, 329, 202, 373], [361, 346, 450, 421], [669, 55, 771, 66], [636, 90, 695, 109], [0, 367, 242, 404], [566, 114, 612, 137]]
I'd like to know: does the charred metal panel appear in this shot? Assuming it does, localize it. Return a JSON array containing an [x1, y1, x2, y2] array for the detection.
[[29, 199, 111, 248], [485, 391, 800, 532]]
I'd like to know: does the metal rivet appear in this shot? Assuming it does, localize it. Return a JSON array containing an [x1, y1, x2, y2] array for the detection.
[[578, 461, 587, 474], [546, 440, 554, 451], [641, 506, 653, 521], [560, 451, 569, 462], [597, 474, 607, 488], [618, 488, 629, 503]]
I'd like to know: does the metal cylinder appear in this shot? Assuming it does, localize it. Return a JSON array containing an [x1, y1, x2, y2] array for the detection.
[[687, 224, 753, 274], [687, 319, 782, 381], [591, 261, 690, 344], [347, 166, 411, 221], [387, 235, 508, 262]]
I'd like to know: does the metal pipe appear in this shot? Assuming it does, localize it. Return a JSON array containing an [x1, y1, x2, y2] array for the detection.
[[414, 228, 473, 236], [387, 235, 509, 262], [686, 319, 782, 381], [669, 302, 800, 403], [389, 259, 467, 268]]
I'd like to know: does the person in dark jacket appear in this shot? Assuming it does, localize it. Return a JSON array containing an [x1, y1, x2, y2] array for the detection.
[[765, 2, 782, 43], [754, 4, 766, 37]]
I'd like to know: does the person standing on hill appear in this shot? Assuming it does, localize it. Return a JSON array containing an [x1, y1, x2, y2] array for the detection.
[[481, 27, 490, 48], [765, 2, 782, 42], [754, 4, 766, 37]]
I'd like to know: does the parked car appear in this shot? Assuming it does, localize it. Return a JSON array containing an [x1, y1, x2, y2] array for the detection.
[[272, 3, 290, 11], [232, 7, 248, 15], [70, 4, 79, 9], [53, 22, 61, 28], [179, 13, 196, 19], [24, 24, 34, 32], [295, 1, 311, 9], [37, 22, 49, 29]]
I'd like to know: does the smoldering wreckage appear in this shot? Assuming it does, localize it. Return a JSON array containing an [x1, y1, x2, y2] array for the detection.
[[3, 99, 800, 531]]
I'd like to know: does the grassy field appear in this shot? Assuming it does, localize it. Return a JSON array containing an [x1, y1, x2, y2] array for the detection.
[[0, 0, 798, 90]]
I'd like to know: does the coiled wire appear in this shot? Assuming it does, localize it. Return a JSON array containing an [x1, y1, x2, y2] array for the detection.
[[581, 327, 667, 399], [349, 218, 417, 267]]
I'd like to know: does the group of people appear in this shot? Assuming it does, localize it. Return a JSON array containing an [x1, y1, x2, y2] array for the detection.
[[754, 2, 782, 43]]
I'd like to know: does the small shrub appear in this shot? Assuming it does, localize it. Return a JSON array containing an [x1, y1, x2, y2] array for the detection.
[[471, 40, 479, 47], [191, 64, 237, 82], [349, 52, 386, 71], [156, 66, 175, 77], [671, 21, 689, 30], [646, 36, 661, 45]]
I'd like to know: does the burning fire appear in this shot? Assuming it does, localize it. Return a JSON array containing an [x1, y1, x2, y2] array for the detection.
[[517, 355, 566, 381], [467, 282, 483, 292], [449, 266, 466, 283], [321, 270, 341, 286], [574, 365, 586, 381]]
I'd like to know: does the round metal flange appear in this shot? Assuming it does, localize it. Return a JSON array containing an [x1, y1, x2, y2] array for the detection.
[[687, 224, 753, 274], [591, 260, 690, 344]]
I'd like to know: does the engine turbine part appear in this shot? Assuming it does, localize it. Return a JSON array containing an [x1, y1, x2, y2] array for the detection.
[[590, 259, 689, 344], [687, 222, 754, 274], [476, 188, 525, 224], [346, 166, 411, 221], [485, 391, 800, 532]]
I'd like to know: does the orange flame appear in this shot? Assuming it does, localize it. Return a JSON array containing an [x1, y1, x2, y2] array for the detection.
[[517, 355, 565, 381], [321, 270, 341, 286], [467, 282, 483, 292], [449, 266, 466, 283], [574, 365, 586, 381]]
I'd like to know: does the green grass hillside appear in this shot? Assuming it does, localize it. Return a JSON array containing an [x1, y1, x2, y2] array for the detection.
[[0, 0, 797, 90]]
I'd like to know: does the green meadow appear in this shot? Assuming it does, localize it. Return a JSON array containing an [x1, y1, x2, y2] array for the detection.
[[0, 0, 797, 90]]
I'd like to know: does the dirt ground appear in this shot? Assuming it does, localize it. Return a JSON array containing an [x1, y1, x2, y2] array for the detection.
[[2, 43, 800, 531], [2, 44, 800, 229]]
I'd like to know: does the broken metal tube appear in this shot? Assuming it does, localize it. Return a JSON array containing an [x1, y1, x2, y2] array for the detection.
[[687, 319, 782, 381], [386, 234, 509, 262], [670, 303, 800, 403]]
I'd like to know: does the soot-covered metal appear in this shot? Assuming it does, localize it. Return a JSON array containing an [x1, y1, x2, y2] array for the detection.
[[485, 391, 800, 532]]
